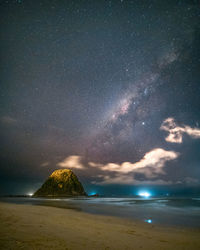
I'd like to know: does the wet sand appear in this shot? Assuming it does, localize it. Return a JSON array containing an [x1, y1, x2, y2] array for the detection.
[[0, 201, 199, 250]]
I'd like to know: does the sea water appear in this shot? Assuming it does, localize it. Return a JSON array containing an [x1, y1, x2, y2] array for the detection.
[[1, 196, 200, 228]]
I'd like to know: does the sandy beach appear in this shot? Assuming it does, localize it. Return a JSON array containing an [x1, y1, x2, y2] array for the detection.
[[0, 201, 199, 250]]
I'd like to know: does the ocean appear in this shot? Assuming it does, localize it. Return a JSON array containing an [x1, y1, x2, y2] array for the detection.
[[1, 196, 200, 228]]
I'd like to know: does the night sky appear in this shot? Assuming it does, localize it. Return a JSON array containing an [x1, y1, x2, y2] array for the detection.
[[0, 0, 200, 196]]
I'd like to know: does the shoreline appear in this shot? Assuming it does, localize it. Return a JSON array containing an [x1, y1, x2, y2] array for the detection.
[[0, 201, 199, 250], [1, 196, 200, 229]]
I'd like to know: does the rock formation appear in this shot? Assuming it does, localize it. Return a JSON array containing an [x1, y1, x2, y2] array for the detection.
[[33, 169, 86, 197]]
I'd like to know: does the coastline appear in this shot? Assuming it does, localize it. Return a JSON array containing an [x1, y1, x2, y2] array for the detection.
[[0, 201, 199, 250]]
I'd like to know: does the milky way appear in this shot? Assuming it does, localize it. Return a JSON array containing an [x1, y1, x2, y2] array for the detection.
[[86, 48, 179, 162]]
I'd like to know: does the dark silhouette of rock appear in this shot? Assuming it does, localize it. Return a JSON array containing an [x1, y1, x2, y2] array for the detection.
[[33, 169, 86, 197]]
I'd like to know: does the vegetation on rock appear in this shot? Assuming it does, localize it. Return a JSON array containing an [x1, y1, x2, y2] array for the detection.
[[33, 169, 86, 197]]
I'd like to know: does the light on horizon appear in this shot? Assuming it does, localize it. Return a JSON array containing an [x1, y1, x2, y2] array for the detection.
[[28, 193, 33, 196], [145, 219, 152, 223], [138, 191, 151, 198], [89, 192, 97, 196]]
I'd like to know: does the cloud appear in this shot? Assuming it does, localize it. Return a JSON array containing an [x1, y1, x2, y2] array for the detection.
[[89, 148, 179, 184], [184, 177, 199, 185], [1, 116, 17, 125], [57, 155, 84, 169], [175, 177, 199, 185], [40, 162, 49, 167], [92, 174, 135, 185], [160, 117, 200, 143], [89, 148, 179, 174], [93, 174, 173, 185], [58, 148, 179, 185]]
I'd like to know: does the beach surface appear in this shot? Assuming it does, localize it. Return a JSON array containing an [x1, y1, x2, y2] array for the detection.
[[0, 201, 199, 250]]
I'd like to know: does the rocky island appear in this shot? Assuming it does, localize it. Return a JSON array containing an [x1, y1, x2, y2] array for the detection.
[[33, 169, 86, 197]]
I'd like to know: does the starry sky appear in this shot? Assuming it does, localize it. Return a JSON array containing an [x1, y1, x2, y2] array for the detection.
[[0, 0, 200, 195]]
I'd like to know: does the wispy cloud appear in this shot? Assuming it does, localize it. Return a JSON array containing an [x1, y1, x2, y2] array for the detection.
[[184, 177, 199, 185], [40, 162, 49, 167], [57, 155, 84, 169], [92, 174, 136, 185], [160, 117, 200, 143], [93, 175, 173, 185], [1, 115, 17, 125]]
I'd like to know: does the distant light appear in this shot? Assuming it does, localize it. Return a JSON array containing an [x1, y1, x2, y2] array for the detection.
[[89, 192, 96, 196], [145, 219, 152, 223], [28, 193, 33, 196], [138, 191, 151, 198]]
